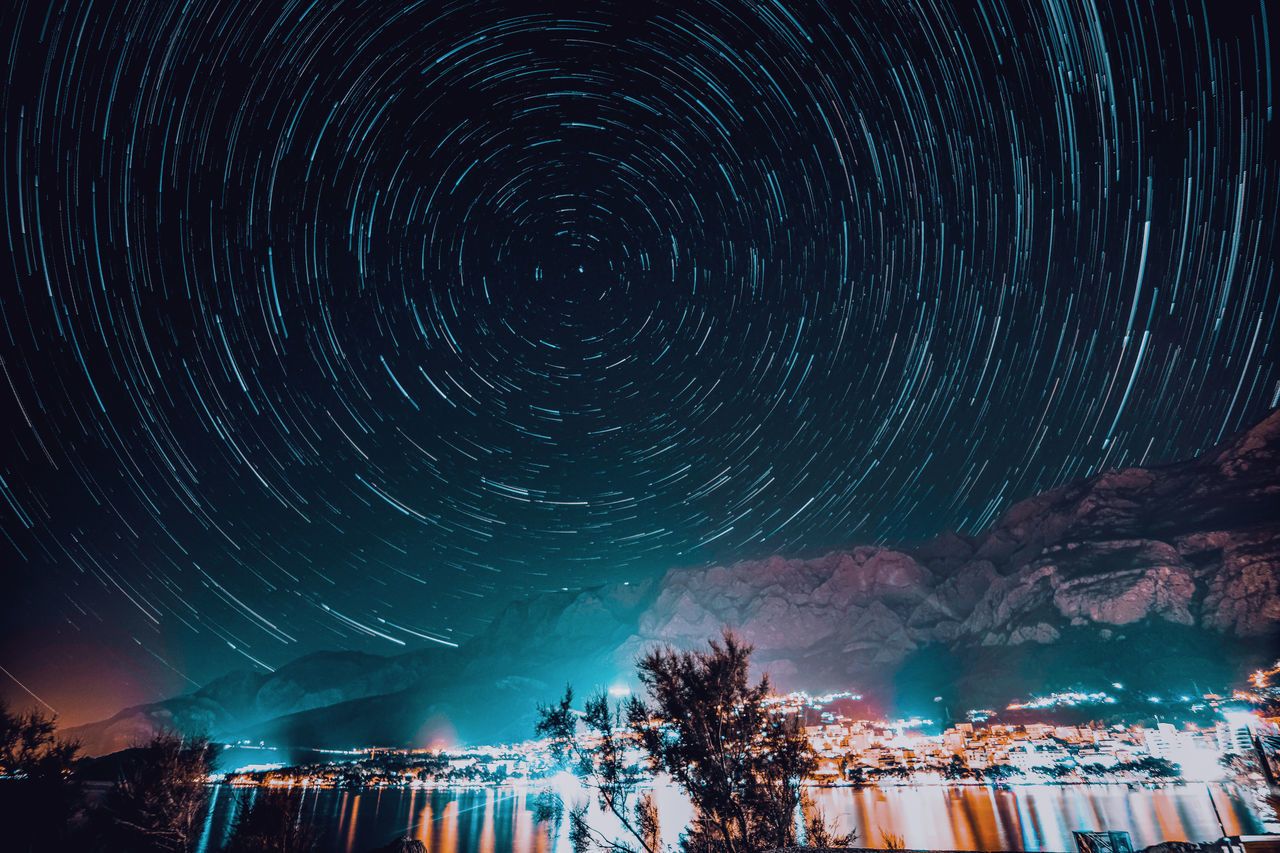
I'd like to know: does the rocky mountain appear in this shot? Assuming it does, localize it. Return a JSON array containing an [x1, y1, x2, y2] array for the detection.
[[67, 411, 1280, 755]]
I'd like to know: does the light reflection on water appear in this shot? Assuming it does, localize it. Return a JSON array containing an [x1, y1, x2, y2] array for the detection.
[[194, 782, 1273, 853], [807, 784, 1270, 851]]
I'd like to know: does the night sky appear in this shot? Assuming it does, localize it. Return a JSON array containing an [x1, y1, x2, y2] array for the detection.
[[1, 0, 1276, 725]]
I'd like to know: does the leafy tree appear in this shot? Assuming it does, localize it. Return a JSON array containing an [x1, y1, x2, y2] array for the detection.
[[0, 701, 83, 852], [538, 632, 851, 852], [841, 758, 867, 787], [982, 763, 1021, 781], [880, 829, 907, 850], [1123, 756, 1180, 778], [801, 793, 856, 848], [100, 731, 219, 852], [626, 632, 823, 852], [1032, 764, 1073, 779], [532, 787, 566, 832], [537, 686, 660, 853], [0, 701, 81, 778], [941, 754, 969, 781], [223, 786, 316, 852]]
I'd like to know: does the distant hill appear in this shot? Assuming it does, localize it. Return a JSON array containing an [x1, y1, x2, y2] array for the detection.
[[66, 410, 1280, 755]]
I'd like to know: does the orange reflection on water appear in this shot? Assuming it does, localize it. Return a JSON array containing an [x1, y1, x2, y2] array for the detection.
[[344, 793, 360, 853], [439, 798, 458, 852], [414, 790, 432, 847], [194, 780, 1267, 853], [512, 789, 553, 853], [1152, 787, 1186, 842], [808, 784, 1264, 851], [479, 788, 496, 853], [941, 785, 991, 850]]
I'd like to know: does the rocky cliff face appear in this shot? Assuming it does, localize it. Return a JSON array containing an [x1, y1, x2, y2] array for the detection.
[[620, 410, 1279, 687], [67, 411, 1280, 754], [958, 409, 1280, 643]]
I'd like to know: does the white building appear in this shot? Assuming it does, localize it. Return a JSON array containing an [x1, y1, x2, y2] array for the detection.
[[1008, 741, 1069, 772], [1144, 723, 1194, 760], [1216, 710, 1259, 755]]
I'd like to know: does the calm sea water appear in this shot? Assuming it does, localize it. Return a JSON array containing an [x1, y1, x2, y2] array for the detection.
[[193, 782, 1275, 853]]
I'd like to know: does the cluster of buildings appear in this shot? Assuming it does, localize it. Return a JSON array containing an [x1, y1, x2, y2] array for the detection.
[[799, 703, 1274, 783], [223, 703, 1274, 789], [803, 717, 1262, 781], [225, 742, 557, 788], [223, 667, 1280, 788]]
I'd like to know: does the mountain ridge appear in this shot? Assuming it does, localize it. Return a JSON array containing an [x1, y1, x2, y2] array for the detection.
[[65, 410, 1280, 755]]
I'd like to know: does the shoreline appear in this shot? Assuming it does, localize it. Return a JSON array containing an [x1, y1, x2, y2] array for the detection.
[[209, 776, 1263, 792]]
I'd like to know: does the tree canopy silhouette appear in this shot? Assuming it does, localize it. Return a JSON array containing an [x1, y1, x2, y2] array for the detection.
[[537, 685, 659, 853], [538, 631, 853, 853], [0, 701, 82, 852], [99, 731, 219, 852]]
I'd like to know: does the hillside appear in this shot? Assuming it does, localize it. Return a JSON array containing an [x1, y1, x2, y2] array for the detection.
[[66, 411, 1280, 754]]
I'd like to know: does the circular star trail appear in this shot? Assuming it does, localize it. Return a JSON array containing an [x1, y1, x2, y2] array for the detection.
[[1, 0, 1276, 715]]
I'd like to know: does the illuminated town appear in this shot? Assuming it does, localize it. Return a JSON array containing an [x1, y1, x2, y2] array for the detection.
[[220, 675, 1279, 795]]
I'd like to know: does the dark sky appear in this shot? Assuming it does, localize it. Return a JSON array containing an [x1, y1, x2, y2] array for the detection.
[[1, 0, 1276, 725]]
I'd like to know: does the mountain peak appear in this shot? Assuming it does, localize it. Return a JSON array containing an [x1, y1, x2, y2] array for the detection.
[[66, 411, 1280, 755]]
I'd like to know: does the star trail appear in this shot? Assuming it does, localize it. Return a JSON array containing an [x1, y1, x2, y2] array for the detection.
[[1, 0, 1276, 722]]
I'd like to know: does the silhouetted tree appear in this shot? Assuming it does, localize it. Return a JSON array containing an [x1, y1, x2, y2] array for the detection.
[[0, 701, 81, 777], [537, 686, 660, 853], [941, 754, 969, 780], [647, 632, 858, 850], [532, 787, 566, 833], [1033, 764, 1073, 779], [801, 792, 856, 848], [841, 758, 867, 787], [982, 763, 1021, 781], [223, 786, 316, 852], [880, 829, 907, 850], [0, 701, 83, 852], [100, 731, 219, 852], [624, 632, 816, 852], [539, 632, 851, 852]]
